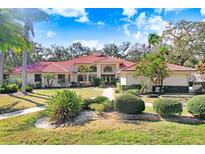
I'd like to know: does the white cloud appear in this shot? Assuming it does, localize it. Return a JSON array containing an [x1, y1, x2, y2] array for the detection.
[[123, 24, 130, 37], [133, 31, 147, 44], [122, 8, 137, 18], [145, 16, 168, 35], [96, 21, 105, 26], [136, 12, 147, 29], [154, 8, 186, 15], [75, 14, 89, 23], [46, 30, 56, 38], [74, 40, 104, 50], [164, 8, 186, 14], [133, 13, 168, 44], [42, 8, 89, 23], [154, 8, 163, 14], [201, 8, 205, 16]]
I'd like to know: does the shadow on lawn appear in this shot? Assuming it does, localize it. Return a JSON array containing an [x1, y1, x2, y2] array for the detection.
[[9, 94, 44, 107], [27, 94, 50, 100], [0, 101, 21, 114], [162, 115, 205, 125], [31, 92, 51, 97]]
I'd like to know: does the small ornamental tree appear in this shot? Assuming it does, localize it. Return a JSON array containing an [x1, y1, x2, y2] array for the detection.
[[135, 51, 170, 93], [43, 73, 55, 87]]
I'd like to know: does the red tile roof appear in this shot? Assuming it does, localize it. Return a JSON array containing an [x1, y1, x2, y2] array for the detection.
[[121, 63, 197, 71], [11, 54, 196, 74]]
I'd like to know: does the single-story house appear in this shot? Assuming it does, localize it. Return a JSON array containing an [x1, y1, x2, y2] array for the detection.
[[8, 52, 196, 93]]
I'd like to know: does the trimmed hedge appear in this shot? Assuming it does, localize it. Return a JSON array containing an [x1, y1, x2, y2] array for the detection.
[[187, 95, 205, 118], [153, 99, 183, 116], [126, 89, 140, 96], [82, 96, 109, 109], [115, 94, 145, 114], [0, 83, 18, 94], [81, 98, 94, 109], [94, 96, 109, 103], [46, 90, 82, 123], [25, 84, 33, 92]]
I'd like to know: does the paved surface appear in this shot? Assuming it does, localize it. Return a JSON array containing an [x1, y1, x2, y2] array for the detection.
[[0, 106, 45, 120], [102, 87, 114, 100]]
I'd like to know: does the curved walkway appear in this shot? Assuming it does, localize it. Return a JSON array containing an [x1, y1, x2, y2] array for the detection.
[[0, 88, 152, 120], [0, 106, 45, 120], [102, 87, 114, 100]]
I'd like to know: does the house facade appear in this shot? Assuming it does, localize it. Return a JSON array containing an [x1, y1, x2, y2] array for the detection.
[[9, 53, 196, 92]]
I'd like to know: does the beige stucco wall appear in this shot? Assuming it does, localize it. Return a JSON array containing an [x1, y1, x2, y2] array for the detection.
[[10, 73, 34, 84], [120, 71, 192, 86]]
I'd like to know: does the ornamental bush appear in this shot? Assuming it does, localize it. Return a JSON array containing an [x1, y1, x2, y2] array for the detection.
[[0, 83, 18, 94], [46, 90, 82, 123], [115, 94, 145, 114], [81, 98, 95, 109], [25, 84, 33, 92], [126, 89, 140, 96], [92, 77, 101, 87], [186, 95, 205, 118], [153, 99, 183, 116], [93, 96, 109, 104], [90, 103, 106, 114]]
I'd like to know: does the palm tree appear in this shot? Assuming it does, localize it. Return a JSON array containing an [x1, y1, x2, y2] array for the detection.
[[0, 9, 29, 85], [148, 33, 160, 48], [13, 9, 48, 93], [78, 65, 91, 83]]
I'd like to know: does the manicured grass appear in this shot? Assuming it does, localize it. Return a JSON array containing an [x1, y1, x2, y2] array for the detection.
[[0, 109, 205, 144], [0, 87, 103, 114]]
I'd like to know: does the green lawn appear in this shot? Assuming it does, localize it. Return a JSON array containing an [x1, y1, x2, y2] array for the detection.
[[0, 87, 103, 114], [0, 107, 205, 144]]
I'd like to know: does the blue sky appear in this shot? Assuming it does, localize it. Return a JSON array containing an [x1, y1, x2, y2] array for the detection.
[[33, 8, 205, 49]]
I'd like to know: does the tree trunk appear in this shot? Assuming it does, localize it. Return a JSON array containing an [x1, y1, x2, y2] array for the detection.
[[0, 51, 5, 86], [21, 49, 27, 94]]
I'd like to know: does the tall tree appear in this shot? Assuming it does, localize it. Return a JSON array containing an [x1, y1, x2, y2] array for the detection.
[[148, 33, 160, 48], [13, 9, 48, 93], [69, 42, 91, 57], [126, 43, 148, 61], [103, 43, 123, 58], [162, 20, 205, 66], [78, 65, 91, 82], [0, 9, 30, 85]]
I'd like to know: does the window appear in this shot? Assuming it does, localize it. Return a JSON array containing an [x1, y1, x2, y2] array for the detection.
[[34, 74, 42, 82], [78, 75, 87, 82], [89, 74, 97, 81], [104, 66, 113, 72], [58, 74, 65, 84], [89, 65, 97, 72]]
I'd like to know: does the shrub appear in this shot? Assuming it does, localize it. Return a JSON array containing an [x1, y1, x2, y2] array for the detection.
[[103, 100, 114, 111], [92, 77, 101, 87], [90, 103, 106, 114], [153, 99, 183, 116], [0, 83, 18, 94], [111, 78, 118, 85], [46, 90, 82, 123], [93, 96, 109, 104], [81, 98, 94, 109], [99, 80, 106, 88], [34, 82, 42, 89], [115, 88, 120, 93], [116, 82, 123, 91], [126, 89, 140, 96], [115, 94, 145, 114], [25, 84, 33, 92], [187, 95, 205, 118]]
